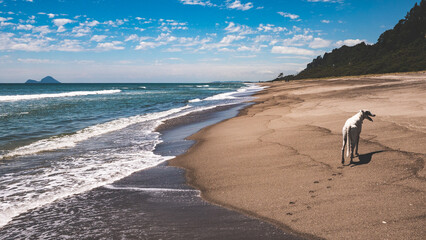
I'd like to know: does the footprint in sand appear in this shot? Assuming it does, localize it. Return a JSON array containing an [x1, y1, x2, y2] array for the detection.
[[314, 181, 320, 184]]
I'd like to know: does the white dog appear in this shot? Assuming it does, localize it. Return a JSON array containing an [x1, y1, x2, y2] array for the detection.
[[341, 110, 375, 164]]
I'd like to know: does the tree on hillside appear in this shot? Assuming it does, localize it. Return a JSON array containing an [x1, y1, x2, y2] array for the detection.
[[277, 0, 426, 81]]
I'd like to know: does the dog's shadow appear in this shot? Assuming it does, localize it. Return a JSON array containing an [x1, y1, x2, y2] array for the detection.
[[349, 151, 385, 167]]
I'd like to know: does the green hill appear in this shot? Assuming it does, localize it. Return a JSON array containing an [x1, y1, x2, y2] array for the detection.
[[275, 0, 426, 81]]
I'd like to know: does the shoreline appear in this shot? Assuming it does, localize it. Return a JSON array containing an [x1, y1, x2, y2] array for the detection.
[[1, 98, 302, 239], [170, 72, 426, 239], [168, 90, 319, 240]]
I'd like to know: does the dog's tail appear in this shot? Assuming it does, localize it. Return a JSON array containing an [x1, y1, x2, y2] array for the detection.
[[346, 128, 351, 157]]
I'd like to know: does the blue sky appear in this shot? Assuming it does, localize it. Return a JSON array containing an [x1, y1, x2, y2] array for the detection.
[[0, 0, 420, 83]]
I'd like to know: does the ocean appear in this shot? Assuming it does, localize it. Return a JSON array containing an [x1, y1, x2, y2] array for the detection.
[[0, 82, 264, 231]]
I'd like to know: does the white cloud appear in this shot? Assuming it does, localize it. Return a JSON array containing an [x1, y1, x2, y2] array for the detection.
[[96, 41, 124, 51], [155, 33, 177, 42], [17, 58, 54, 64], [85, 20, 100, 27], [0, 17, 13, 22], [224, 22, 254, 35], [217, 48, 234, 52], [237, 45, 260, 52], [47, 13, 56, 18], [90, 35, 108, 42], [282, 34, 313, 47], [271, 46, 316, 55], [53, 18, 74, 32], [26, 16, 36, 24], [0, 32, 87, 52], [72, 25, 91, 37], [175, 36, 211, 47], [321, 19, 331, 23], [135, 41, 163, 50], [55, 39, 84, 52], [0, 22, 14, 27], [179, 0, 215, 7], [309, 37, 331, 48], [164, 48, 182, 52], [159, 19, 188, 32], [224, 22, 240, 32], [32, 25, 52, 35], [335, 39, 366, 47], [16, 24, 33, 30], [0, 33, 56, 52], [278, 12, 300, 20], [226, 0, 254, 11], [219, 35, 245, 44], [257, 24, 287, 33], [124, 34, 139, 42], [253, 35, 280, 46], [103, 19, 125, 27]]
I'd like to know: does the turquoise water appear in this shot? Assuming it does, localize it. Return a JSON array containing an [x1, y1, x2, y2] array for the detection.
[[0, 82, 263, 228], [0, 83, 245, 151]]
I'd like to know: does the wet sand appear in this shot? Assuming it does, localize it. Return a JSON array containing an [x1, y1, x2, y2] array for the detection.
[[170, 72, 426, 239], [1, 103, 302, 239]]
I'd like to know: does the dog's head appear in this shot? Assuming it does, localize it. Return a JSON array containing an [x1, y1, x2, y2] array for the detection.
[[361, 110, 376, 122]]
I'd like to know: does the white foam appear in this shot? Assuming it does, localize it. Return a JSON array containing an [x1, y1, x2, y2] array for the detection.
[[0, 83, 266, 228], [0, 89, 122, 102], [204, 83, 264, 101], [204, 91, 236, 101], [188, 98, 201, 103], [0, 106, 190, 160], [0, 150, 174, 228]]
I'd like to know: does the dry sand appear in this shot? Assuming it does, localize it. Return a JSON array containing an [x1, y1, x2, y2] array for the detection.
[[170, 72, 426, 240]]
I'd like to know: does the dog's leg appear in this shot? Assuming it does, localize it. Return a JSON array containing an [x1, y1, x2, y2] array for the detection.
[[355, 134, 360, 156], [350, 133, 355, 164], [341, 130, 347, 164]]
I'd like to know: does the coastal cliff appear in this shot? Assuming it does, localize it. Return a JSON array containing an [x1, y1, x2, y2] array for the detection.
[[276, 0, 426, 81]]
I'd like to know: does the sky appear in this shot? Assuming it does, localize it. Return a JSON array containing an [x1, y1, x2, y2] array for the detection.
[[0, 0, 420, 83]]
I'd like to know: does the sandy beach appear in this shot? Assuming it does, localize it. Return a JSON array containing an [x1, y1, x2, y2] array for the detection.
[[170, 72, 426, 239]]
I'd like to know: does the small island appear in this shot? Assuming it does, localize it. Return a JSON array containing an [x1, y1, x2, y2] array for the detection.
[[25, 76, 61, 84]]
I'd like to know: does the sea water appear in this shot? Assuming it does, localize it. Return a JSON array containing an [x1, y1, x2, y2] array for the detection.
[[0, 82, 263, 228]]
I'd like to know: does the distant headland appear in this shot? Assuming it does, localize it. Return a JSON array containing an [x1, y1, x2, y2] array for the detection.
[[25, 76, 61, 84]]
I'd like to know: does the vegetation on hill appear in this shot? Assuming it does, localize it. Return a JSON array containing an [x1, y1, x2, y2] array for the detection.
[[274, 0, 426, 81]]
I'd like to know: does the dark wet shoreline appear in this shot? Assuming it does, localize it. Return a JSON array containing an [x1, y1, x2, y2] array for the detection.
[[0, 103, 303, 239]]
